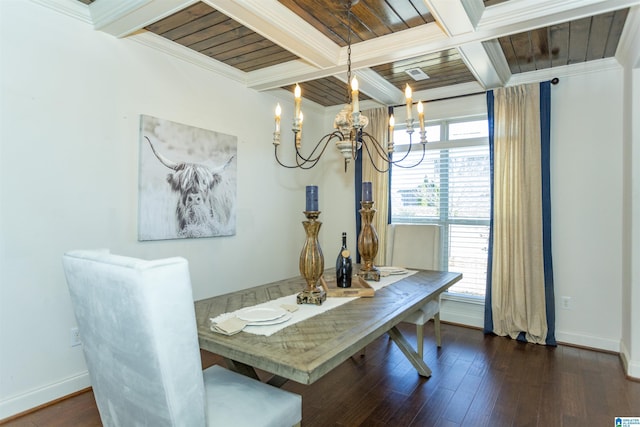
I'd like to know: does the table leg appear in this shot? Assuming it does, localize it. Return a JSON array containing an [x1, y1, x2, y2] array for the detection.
[[223, 358, 260, 380], [224, 358, 290, 387], [387, 326, 432, 377]]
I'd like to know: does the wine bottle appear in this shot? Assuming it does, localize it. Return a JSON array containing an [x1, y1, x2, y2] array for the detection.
[[336, 232, 353, 288]]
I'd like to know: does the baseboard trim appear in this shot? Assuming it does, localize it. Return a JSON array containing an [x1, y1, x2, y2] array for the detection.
[[554, 330, 620, 353], [620, 340, 640, 380], [0, 371, 90, 421]]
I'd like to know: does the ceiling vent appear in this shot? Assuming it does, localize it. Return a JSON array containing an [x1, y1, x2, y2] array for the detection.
[[405, 68, 430, 81]]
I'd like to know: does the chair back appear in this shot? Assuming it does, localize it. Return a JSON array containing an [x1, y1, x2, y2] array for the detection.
[[62, 250, 206, 427], [386, 224, 442, 270]]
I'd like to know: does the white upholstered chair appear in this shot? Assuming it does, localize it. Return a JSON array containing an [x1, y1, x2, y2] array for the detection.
[[386, 224, 443, 358], [62, 249, 301, 427]]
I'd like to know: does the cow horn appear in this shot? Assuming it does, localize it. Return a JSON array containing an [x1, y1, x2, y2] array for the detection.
[[212, 155, 235, 174], [145, 136, 179, 170]]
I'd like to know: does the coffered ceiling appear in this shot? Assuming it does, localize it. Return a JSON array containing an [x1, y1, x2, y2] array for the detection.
[[66, 0, 639, 107]]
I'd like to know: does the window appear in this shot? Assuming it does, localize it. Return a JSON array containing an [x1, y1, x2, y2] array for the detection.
[[390, 116, 490, 297]]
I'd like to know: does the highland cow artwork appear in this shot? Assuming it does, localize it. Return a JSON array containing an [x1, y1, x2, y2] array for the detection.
[[138, 115, 237, 241]]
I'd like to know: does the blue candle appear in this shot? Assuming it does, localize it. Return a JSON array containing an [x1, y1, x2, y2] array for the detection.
[[306, 185, 318, 211], [362, 182, 373, 202]]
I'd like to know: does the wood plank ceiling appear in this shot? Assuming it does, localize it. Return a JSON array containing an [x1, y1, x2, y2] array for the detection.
[[79, 0, 634, 107]]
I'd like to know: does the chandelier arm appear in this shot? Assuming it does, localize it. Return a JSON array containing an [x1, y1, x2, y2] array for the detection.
[[294, 132, 343, 168], [295, 131, 343, 163], [274, 145, 313, 169], [360, 137, 392, 173], [360, 132, 392, 160], [391, 141, 427, 169]]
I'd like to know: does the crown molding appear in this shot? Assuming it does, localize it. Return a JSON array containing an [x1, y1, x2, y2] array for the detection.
[[91, 0, 196, 37], [130, 31, 246, 84], [28, 0, 92, 24], [507, 57, 621, 86]]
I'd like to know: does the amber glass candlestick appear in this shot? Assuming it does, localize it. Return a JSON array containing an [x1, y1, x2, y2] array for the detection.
[[357, 200, 380, 281], [297, 210, 327, 305]]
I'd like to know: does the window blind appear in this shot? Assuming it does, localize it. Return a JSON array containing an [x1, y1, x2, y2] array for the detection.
[[391, 143, 490, 296]]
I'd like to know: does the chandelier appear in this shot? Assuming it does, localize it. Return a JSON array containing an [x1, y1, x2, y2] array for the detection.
[[272, 0, 427, 172]]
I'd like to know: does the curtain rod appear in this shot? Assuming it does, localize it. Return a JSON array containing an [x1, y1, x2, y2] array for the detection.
[[390, 77, 560, 109]]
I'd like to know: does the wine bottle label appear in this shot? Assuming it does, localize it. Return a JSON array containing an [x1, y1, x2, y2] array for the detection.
[[341, 249, 350, 258]]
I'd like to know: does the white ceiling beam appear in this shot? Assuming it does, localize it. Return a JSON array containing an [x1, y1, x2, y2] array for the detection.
[[67, 0, 640, 104], [615, 5, 640, 68], [246, 0, 640, 93], [458, 40, 511, 90], [204, 0, 340, 69], [351, 69, 404, 106], [479, 0, 640, 35], [423, 0, 484, 36], [90, 0, 196, 38], [246, 24, 448, 90]]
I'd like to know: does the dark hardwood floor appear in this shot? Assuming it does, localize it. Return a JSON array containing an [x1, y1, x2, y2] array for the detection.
[[3, 323, 639, 426]]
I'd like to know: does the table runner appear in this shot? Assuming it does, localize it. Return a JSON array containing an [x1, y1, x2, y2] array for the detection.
[[210, 270, 417, 336]]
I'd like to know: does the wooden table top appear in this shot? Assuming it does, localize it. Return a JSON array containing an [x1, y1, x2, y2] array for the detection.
[[195, 269, 462, 385]]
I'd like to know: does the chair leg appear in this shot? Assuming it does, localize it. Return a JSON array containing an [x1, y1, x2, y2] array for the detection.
[[416, 323, 424, 359], [434, 312, 442, 347]]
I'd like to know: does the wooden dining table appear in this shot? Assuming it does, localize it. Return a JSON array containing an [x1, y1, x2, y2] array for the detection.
[[195, 269, 462, 386]]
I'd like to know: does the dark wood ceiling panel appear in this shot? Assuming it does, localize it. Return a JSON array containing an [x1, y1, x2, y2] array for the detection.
[[604, 8, 629, 57], [283, 76, 372, 107], [550, 23, 570, 68], [145, 3, 218, 36], [587, 12, 614, 60], [498, 8, 628, 73], [144, 2, 299, 73], [483, 0, 510, 6], [277, 0, 433, 47], [370, 49, 476, 92], [568, 17, 592, 64], [126, 0, 629, 107]]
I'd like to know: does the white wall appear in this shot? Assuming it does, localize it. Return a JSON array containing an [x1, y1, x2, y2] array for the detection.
[[550, 68, 625, 351], [0, 0, 636, 420], [0, 1, 352, 418]]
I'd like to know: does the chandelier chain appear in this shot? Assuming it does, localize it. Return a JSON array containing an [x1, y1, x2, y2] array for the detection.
[[271, 0, 428, 172]]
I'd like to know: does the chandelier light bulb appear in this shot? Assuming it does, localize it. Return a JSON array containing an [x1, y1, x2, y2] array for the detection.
[[275, 103, 281, 133], [405, 84, 413, 121], [294, 84, 302, 120], [351, 76, 360, 113]]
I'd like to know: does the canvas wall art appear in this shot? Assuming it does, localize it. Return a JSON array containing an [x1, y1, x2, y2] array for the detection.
[[138, 115, 237, 241]]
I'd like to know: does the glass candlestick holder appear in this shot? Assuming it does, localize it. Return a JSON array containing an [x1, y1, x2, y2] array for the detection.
[[357, 200, 380, 281], [297, 210, 327, 305]]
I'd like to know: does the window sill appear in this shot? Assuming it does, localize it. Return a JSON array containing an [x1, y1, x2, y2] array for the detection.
[[442, 292, 485, 305]]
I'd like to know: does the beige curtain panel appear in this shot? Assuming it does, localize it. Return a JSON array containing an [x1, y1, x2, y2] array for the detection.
[[361, 107, 390, 265], [490, 83, 548, 345]]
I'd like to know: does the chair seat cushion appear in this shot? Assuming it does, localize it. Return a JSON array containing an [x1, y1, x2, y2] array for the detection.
[[403, 300, 439, 325], [203, 364, 301, 427]]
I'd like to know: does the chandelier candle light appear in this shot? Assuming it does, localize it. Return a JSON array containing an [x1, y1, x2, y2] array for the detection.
[[271, 1, 429, 173], [298, 185, 327, 305], [357, 181, 380, 281]]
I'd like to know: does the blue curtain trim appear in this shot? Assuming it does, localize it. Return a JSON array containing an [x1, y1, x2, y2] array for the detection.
[[540, 81, 557, 346], [484, 90, 495, 335]]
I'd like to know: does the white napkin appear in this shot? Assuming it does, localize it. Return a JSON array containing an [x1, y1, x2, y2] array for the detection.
[[210, 316, 248, 336]]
